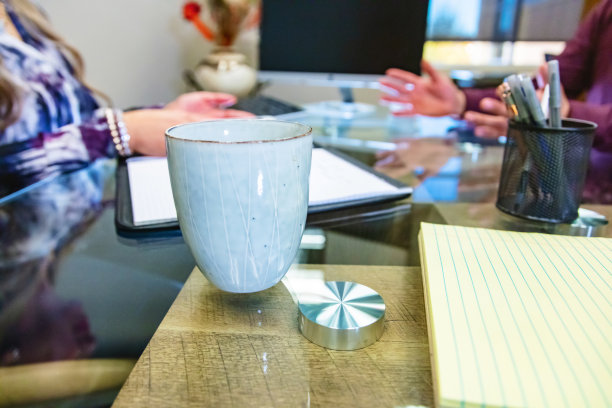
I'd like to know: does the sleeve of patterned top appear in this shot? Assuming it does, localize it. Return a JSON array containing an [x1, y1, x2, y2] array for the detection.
[[0, 1, 121, 194], [0, 108, 116, 194]]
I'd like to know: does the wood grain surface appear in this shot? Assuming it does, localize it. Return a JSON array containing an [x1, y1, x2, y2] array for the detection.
[[0, 359, 135, 407], [112, 264, 433, 407]]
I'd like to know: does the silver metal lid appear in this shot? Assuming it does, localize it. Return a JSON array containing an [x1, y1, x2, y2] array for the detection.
[[297, 281, 385, 350]]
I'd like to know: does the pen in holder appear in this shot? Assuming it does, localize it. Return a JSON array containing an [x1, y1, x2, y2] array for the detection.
[[496, 119, 596, 223]]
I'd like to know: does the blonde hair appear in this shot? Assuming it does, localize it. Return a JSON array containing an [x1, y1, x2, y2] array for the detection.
[[0, 1, 109, 131]]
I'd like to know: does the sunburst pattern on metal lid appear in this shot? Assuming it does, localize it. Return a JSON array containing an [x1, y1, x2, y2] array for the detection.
[[298, 281, 385, 350]]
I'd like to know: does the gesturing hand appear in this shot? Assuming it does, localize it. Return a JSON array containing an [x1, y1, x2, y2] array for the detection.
[[378, 60, 466, 117]]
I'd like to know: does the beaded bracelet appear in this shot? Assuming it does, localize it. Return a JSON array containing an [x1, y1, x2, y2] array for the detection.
[[105, 108, 132, 157]]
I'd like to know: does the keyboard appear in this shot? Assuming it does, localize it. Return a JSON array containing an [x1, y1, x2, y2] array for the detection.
[[233, 95, 304, 116]]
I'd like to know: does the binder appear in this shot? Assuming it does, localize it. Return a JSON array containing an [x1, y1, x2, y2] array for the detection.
[[115, 148, 412, 233]]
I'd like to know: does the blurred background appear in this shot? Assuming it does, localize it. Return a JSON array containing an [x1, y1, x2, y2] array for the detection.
[[42, 0, 595, 109]]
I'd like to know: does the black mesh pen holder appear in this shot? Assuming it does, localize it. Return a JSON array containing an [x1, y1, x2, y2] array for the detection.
[[496, 119, 596, 224]]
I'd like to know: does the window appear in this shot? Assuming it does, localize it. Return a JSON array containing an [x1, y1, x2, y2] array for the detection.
[[427, 0, 584, 41]]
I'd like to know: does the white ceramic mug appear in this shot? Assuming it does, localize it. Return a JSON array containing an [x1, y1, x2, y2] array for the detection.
[[166, 119, 312, 293]]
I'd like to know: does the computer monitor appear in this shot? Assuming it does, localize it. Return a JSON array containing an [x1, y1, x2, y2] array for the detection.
[[258, 0, 430, 89]]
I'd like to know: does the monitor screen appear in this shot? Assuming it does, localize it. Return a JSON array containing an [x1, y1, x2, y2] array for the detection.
[[258, 0, 430, 81]]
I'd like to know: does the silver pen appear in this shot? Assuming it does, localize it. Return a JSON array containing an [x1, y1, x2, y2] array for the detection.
[[547, 60, 562, 128], [519, 74, 547, 127], [505, 75, 531, 123]]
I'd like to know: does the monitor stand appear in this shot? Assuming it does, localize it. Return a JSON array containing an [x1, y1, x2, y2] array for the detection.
[[304, 87, 376, 119]]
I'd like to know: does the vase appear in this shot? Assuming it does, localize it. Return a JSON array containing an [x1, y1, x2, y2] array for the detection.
[[194, 48, 257, 98]]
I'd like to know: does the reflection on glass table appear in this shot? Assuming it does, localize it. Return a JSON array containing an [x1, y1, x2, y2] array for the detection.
[[0, 164, 106, 366], [293, 109, 505, 205], [372, 136, 503, 203], [0, 161, 196, 407]]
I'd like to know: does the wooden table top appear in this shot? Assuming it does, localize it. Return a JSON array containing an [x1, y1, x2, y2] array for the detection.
[[112, 264, 433, 407]]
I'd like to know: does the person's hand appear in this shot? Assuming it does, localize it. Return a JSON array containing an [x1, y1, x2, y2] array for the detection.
[[537, 63, 570, 117], [378, 60, 466, 117], [125, 91, 254, 156], [463, 97, 509, 139], [123, 107, 254, 156], [164, 91, 237, 112]]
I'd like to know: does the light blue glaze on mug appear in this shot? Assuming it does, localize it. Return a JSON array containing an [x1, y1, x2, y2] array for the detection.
[[166, 119, 312, 293]]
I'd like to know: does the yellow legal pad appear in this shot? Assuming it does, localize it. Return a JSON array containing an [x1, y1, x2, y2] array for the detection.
[[419, 223, 612, 408]]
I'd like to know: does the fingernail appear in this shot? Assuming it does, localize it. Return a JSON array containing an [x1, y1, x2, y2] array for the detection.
[[405, 83, 415, 91], [389, 102, 413, 112], [376, 155, 394, 166], [378, 84, 399, 96]]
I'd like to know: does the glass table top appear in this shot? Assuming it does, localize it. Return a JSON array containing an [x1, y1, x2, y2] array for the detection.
[[0, 111, 609, 407]]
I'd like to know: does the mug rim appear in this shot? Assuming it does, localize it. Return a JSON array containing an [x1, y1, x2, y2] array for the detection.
[[165, 119, 312, 144]]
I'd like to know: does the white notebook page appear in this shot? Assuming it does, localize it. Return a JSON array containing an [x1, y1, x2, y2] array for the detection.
[[126, 148, 409, 226], [308, 148, 400, 205], [126, 157, 177, 226]]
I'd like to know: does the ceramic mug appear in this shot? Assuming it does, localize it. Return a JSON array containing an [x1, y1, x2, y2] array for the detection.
[[166, 119, 313, 293]]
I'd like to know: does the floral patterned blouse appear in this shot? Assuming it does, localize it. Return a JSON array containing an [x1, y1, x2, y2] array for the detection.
[[0, 1, 115, 196]]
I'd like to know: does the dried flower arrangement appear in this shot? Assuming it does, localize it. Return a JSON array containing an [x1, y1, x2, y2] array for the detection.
[[182, 0, 260, 47]]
